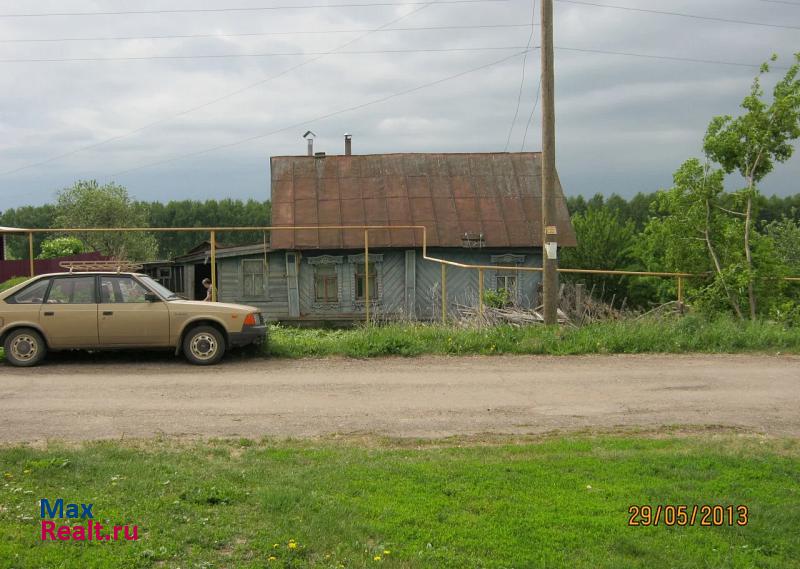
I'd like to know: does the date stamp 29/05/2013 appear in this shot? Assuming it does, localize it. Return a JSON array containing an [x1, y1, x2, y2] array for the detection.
[[628, 505, 749, 527]]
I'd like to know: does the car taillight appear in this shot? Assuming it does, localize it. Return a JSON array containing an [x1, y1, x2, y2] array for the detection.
[[243, 314, 258, 327]]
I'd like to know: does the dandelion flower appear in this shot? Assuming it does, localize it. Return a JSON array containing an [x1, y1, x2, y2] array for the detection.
[[268, 555, 276, 561], [383, 550, 391, 555], [288, 541, 298, 550], [374, 555, 382, 561]]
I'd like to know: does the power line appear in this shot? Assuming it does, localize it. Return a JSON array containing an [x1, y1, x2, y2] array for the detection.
[[108, 50, 530, 178], [0, 46, 533, 64], [0, 0, 507, 19], [1, 0, 440, 176], [0, 44, 783, 69], [554, 45, 791, 70], [504, 0, 536, 151], [555, 0, 800, 31], [0, 23, 532, 44]]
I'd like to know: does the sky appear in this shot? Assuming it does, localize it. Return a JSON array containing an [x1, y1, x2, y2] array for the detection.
[[0, 0, 798, 209]]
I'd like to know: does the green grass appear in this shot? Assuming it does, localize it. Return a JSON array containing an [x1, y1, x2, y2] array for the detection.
[[0, 435, 798, 568], [266, 315, 800, 358], [1, 315, 798, 363]]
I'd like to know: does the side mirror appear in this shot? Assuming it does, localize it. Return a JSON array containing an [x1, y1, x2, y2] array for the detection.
[[144, 292, 160, 302]]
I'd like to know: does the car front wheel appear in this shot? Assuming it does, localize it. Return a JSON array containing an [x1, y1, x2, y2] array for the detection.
[[3, 328, 47, 367], [182, 326, 226, 365]]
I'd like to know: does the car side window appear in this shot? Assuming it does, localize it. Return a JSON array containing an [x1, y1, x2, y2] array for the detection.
[[45, 277, 96, 304], [100, 276, 150, 304], [8, 279, 51, 304]]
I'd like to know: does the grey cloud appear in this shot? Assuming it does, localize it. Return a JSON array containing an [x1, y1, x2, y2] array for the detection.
[[0, 0, 798, 209]]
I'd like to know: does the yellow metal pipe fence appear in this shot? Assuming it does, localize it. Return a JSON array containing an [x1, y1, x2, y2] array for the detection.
[[1, 225, 798, 324]]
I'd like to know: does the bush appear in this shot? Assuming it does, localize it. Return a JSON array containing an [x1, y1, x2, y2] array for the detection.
[[0, 276, 28, 292]]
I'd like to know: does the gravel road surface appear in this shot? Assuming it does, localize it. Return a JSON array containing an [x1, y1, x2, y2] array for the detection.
[[1, 354, 798, 442]]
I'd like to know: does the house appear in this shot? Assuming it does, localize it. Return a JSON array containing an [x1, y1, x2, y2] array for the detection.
[[166, 151, 576, 323]]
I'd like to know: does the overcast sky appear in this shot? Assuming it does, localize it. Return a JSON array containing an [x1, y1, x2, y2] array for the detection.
[[0, 0, 798, 209]]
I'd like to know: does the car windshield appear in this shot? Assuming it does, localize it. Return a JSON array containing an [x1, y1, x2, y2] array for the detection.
[[137, 275, 180, 300]]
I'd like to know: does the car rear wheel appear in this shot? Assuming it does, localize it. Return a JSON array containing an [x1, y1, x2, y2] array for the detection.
[[3, 328, 47, 367], [183, 326, 226, 365]]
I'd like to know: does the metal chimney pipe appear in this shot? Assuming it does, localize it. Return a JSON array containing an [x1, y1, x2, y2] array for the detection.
[[302, 130, 316, 156], [344, 133, 352, 156]]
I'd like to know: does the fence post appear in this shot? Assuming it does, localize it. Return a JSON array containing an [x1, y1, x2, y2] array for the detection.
[[575, 282, 584, 316], [364, 229, 370, 326], [478, 268, 484, 316], [677, 276, 684, 313], [441, 264, 447, 323], [210, 230, 217, 302], [28, 232, 35, 277]]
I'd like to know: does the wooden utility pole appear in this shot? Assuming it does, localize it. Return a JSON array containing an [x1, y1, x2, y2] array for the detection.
[[540, 0, 559, 325]]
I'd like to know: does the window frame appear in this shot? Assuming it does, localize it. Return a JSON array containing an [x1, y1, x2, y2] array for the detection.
[[354, 262, 378, 301], [99, 275, 152, 304], [5, 278, 53, 305], [45, 275, 98, 305], [313, 263, 339, 304]]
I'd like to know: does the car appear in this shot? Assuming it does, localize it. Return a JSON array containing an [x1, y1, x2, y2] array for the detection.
[[0, 271, 267, 367]]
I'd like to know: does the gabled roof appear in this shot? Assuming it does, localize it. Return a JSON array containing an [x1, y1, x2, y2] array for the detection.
[[269, 152, 576, 250]]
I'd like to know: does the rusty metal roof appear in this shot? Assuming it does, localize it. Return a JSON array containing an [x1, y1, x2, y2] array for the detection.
[[270, 152, 576, 250]]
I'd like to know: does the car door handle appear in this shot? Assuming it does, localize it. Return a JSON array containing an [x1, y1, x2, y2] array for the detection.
[[43, 311, 54, 316], [103, 311, 114, 316]]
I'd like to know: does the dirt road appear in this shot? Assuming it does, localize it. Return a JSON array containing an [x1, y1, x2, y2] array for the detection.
[[0, 354, 798, 442]]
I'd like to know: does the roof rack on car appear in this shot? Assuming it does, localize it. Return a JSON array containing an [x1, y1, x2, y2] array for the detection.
[[59, 261, 144, 273]]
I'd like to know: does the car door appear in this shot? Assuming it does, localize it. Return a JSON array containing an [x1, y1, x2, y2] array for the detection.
[[98, 275, 170, 346], [39, 276, 99, 349]]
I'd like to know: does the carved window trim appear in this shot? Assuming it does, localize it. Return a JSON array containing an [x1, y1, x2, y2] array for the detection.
[[490, 253, 525, 303], [308, 255, 344, 309]]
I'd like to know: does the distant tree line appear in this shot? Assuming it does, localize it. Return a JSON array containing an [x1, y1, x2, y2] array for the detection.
[[0, 186, 271, 260]]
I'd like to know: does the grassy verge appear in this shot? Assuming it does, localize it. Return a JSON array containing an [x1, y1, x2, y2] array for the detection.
[[1, 315, 798, 363], [0, 435, 797, 568], [266, 315, 800, 358]]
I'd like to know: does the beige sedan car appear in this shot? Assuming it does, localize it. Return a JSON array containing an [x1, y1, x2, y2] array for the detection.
[[0, 272, 267, 367]]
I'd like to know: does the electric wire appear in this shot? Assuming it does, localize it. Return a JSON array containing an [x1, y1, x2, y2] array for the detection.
[[555, 0, 800, 31], [0, 23, 532, 44], [107, 50, 529, 178], [504, 0, 535, 151], [0, 0, 507, 19], [0, 46, 534, 64], [0, 0, 441, 176]]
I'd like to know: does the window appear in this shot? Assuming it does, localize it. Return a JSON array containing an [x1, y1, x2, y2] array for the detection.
[[314, 264, 338, 303], [355, 263, 377, 301], [243, 259, 266, 297], [46, 277, 96, 304], [100, 276, 150, 304], [495, 271, 517, 295], [9, 279, 51, 304]]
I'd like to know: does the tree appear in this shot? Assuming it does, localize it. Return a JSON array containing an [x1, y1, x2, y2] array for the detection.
[[639, 159, 748, 317], [560, 207, 640, 305], [703, 53, 800, 319], [37, 236, 85, 259], [0, 204, 58, 259], [55, 180, 158, 261]]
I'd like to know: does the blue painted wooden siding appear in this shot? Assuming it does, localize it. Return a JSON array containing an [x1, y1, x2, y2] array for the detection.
[[214, 248, 542, 321]]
